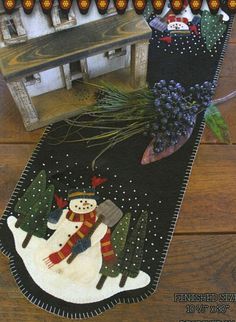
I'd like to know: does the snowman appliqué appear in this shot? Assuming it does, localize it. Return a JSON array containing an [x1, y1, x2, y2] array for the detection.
[[6, 173, 151, 303], [42, 178, 116, 283], [165, 3, 198, 37], [150, 0, 229, 45]]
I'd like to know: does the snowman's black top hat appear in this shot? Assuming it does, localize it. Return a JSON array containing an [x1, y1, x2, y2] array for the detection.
[[68, 188, 99, 201]]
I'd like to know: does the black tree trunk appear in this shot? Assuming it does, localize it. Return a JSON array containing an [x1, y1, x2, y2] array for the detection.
[[96, 275, 108, 290], [22, 233, 33, 248]]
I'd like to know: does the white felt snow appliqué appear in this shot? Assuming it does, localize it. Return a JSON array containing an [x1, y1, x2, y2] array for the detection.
[[7, 216, 150, 304]]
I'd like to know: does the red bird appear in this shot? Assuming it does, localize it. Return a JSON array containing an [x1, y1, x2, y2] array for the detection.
[[160, 36, 172, 44], [91, 176, 108, 188], [190, 25, 199, 35], [54, 194, 68, 209]]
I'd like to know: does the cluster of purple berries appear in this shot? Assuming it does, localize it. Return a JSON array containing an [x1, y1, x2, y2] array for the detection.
[[189, 81, 215, 109], [146, 80, 215, 154]]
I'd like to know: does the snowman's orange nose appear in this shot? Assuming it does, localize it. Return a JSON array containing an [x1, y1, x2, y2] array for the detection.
[[83, 201, 89, 206]]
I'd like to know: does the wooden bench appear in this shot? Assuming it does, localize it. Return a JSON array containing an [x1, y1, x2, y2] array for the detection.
[[0, 10, 152, 131]]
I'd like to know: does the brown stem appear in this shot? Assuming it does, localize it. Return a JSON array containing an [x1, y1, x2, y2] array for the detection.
[[96, 275, 108, 290], [119, 272, 129, 288], [160, 8, 172, 21], [22, 233, 32, 248], [67, 253, 77, 264], [213, 90, 236, 105], [15, 214, 25, 228]]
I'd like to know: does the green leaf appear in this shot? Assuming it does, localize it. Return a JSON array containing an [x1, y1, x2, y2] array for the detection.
[[205, 105, 231, 144]]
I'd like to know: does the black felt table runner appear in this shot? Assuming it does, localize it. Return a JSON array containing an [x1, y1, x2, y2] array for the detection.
[[0, 11, 234, 319]]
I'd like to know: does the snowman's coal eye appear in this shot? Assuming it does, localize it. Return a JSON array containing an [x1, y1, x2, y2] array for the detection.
[[80, 200, 82, 203], [75, 205, 78, 207]]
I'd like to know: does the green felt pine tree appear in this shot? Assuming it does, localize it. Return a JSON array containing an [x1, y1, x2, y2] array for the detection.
[[14, 170, 47, 228], [201, 11, 227, 51], [118, 212, 148, 288], [143, 0, 154, 20], [20, 184, 54, 248], [96, 213, 131, 290]]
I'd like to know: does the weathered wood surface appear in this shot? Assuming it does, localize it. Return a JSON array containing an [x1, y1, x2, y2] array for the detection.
[[0, 74, 43, 143], [0, 145, 35, 213], [7, 80, 39, 128], [178, 145, 236, 233], [0, 68, 136, 132], [230, 17, 236, 42], [131, 41, 149, 88], [1, 235, 236, 321], [29, 68, 134, 130], [0, 10, 151, 81]]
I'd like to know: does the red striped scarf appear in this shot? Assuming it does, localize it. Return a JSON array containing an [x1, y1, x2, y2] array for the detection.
[[45, 210, 116, 268]]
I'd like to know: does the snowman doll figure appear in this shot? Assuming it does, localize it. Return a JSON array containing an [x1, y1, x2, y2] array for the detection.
[[167, 14, 190, 36], [40, 185, 116, 285]]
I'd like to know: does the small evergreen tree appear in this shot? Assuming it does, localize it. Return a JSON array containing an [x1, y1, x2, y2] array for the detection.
[[96, 213, 131, 290], [14, 170, 47, 228], [20, 184, 54, 248], [201, 11, 227, 51], [143, 0, 154, 20], [118, 212, 148, 288]]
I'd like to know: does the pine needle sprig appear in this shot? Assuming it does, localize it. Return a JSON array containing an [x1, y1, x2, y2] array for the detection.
[[49, 80, 227, 168]]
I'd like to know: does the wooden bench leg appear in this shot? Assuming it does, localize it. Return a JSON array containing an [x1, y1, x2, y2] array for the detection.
[[80, 59, 89, 82], [7, 81, 39, 130], [61, 64, 72, 90], [62, 59, 89, 90], [130, 41, 149, 89]]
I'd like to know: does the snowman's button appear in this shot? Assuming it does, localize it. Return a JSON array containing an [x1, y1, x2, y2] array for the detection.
[[75, 226, 78, 229], [59, 243, 62, 247], [68, 234, 71, 237]]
